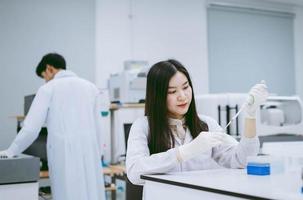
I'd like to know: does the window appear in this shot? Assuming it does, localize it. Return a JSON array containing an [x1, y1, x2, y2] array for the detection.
[[207, 5, 295, 95]]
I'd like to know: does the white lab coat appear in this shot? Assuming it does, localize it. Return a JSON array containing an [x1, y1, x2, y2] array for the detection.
[[8, 70, 105, 200], [126, 115, 259, 185]]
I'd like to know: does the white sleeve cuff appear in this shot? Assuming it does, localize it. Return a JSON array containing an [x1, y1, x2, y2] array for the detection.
[[7, 143, 19, 157]]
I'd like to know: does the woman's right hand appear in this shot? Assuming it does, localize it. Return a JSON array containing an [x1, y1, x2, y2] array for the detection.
[[245, 81, 269, 118], [177, 131, 228, 162]]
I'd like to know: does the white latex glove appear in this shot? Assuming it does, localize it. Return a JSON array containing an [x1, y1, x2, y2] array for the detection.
[[245, 81, 269, 118], [0, 150, 14, 159], [177, 131, 226, 162]]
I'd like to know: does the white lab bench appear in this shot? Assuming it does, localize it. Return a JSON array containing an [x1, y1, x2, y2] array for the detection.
[[141, 169, 303, 200], [0, 182, 39, 200]]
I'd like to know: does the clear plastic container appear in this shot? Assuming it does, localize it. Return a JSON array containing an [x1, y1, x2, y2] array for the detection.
[[246, 155, 286, 175]]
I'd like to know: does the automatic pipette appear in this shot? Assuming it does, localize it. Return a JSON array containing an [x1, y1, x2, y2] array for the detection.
[[224, 80, 267, 131], [224, 94, 254, 131]]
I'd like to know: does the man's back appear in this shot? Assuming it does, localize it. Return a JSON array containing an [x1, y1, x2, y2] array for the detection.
[[41, 70, 105, 200], [45, 71, 98, 137]]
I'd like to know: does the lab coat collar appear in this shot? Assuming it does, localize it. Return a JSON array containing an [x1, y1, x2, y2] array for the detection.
[[183, 128, 193, 144], [54, 70, 77, 79]]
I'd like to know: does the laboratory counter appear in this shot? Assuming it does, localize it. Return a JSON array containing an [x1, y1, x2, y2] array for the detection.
[[141, 169, 303, 200]]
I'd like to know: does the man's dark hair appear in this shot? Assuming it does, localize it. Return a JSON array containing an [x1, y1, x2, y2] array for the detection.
[[36, 53, 66, 77]]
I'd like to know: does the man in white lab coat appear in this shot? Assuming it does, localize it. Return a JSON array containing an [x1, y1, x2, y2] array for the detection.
[[0, 53, 106, 200]]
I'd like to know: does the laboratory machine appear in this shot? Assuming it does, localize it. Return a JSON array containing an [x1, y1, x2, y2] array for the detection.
[[257, 96, 303, 136], [0, 154, 40, 200], [108, 60, 149, 103]]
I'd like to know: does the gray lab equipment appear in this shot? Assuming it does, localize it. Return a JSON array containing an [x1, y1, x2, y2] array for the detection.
[[0, 154, 40, 184]]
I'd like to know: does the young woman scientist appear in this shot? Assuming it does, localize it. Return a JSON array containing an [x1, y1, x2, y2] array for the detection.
[[126, 59, 268, 185]]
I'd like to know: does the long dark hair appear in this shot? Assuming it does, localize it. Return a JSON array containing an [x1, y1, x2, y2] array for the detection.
[[145, 59, 208, 155]]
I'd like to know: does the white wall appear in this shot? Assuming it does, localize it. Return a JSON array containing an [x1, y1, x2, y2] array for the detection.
[[0, 0, 95, 149], [95, 0, 132, 89], [95, 0, 209, 94], [95, 0, 303, 99], [294, 6, 303, 99]]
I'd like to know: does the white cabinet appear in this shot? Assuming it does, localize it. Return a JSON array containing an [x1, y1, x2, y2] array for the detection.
[[110, 104, 144, 164]]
